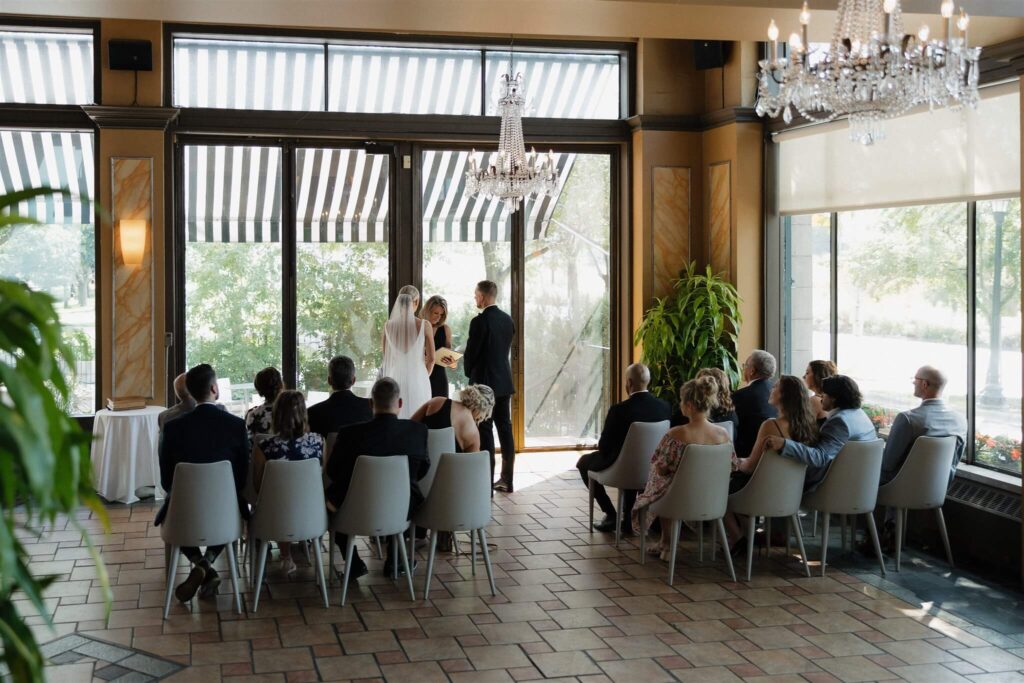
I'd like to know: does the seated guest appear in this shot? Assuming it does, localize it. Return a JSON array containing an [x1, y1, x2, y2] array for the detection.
[[671, 367, 739, 434], [245, 367, 283, 437], [632, 376, 730, 557], [578, 364, 671, 534], [881, 365, 967, 484], [412, 384, 496, 453], [253, 390, 324, 575], [157, 363, 249, 603], [324, 378, 429, 582], [764, 374, 876, 491], [804, 360, 838, 423], [733, 350, 779, 459], [158, 373, 196, 431], [307, 355, 373, 438]]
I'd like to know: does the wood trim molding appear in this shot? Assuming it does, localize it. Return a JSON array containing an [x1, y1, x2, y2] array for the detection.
[[82, 106, 180, 130], [626, 107, 761, 133]]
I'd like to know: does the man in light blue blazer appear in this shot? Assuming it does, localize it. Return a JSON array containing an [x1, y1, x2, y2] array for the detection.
[[764, 375, 876, 492], [880, 365, 967, 485]]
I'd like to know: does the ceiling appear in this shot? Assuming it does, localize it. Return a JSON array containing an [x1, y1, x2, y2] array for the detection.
[[4, 0, 1024, 45]]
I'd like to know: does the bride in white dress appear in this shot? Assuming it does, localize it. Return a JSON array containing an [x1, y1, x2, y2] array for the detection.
[[381, 286, 434, 419]]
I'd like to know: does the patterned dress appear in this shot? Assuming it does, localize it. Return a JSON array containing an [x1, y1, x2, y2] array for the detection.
[[258, 432, 324, 462], [245, 401, 274, 437], [631, 433, 688, 534]]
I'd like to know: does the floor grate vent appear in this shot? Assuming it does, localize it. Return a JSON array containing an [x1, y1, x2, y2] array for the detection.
[[947, 478, 1021, 521]]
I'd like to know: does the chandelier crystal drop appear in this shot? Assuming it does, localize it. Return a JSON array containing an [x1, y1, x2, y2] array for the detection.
[[755, 0, 982, 145], [466, 72, 559, 213]]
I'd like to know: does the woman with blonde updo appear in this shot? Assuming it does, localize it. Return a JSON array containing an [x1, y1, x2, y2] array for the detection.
[[412, 384, 495, 453], [632, 375, 731, 556]]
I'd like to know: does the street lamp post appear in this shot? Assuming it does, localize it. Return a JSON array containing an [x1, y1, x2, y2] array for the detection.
[[980, 200, 1010, 407]]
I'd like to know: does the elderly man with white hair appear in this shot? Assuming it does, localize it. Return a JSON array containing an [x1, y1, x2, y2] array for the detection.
[[881, 365, 967, 485], [732, 350, 779, 459]]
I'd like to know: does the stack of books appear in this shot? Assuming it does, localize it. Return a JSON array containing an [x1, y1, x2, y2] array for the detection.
[[106, 396, 146, 411]]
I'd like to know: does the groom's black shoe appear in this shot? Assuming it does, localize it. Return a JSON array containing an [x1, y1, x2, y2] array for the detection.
[[593, 515, 617, 533], [492, 480, 513, 493]]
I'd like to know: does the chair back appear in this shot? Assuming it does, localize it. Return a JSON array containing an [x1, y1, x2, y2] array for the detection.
[[330, 455, 410, 537], [413, 451, 491, 532], [712, 421, 735, 441], [160, 461, 242, 547], [650, 443, 734, 521], [877, 435, 956, 510], [250, 459, 327, 542], [422, 427, 456, 497], [802, 439, 884, 514], [728, 450, 807, 517], [590, 420, 670, 490]]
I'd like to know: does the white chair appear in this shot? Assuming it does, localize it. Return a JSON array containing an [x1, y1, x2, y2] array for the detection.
[[412, 450, 495, 599], [713, 421, 735, 441], [423, 428, 456, 498], [328, 455, 415, 606], [876, 435, 957, 572], [637, 443, 736, 585], [248, 459, 329, 611], [727, 450, 810, 580], [801, 439, 886, 577], [589, 420, 670, 546], [160, 461, 243, 619]]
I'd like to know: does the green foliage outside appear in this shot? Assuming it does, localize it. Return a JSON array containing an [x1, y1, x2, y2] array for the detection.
[[634, 262, 743, 404], [0, 188, 108, 682]]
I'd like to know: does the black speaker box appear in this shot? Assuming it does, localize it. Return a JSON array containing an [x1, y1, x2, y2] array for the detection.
[[109, 39, 153, 71], [693, 40, 728, 70]]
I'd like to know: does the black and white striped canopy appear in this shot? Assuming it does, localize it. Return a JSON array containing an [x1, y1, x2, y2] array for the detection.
[[0, 129, 94, 224], [184, 145, 575, 244], [0, 30, 94, 105]]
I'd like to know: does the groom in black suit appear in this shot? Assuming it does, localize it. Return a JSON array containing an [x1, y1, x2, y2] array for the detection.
[[464, 279, 516, 492]]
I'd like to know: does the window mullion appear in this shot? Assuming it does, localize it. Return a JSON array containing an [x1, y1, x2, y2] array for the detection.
[[967, 200, 978, 465], [830, 211, 838, 364]]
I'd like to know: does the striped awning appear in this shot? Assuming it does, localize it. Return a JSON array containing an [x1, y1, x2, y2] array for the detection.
[[0, 129, 94, 224], [185, 145, 575, 244], [0, 30, 94, 105]]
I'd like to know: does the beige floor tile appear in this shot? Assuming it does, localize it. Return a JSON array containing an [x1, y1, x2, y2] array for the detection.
[[530, 650, 603, 677]]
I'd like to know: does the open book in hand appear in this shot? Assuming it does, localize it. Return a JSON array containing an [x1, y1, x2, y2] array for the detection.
[[436, 347, 462, 369]]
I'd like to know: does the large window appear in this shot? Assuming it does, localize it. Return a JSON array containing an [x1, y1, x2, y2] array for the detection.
[[0, 129, 96, 414]]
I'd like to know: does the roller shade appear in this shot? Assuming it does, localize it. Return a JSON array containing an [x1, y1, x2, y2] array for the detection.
[[776, 81, 1020, 215]]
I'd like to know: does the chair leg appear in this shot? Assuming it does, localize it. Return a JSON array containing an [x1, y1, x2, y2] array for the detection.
[[227, 540, 242, 615], [745, 515, 756, 582], [791, 514, 811, 578], [667, 520, 681, 586], [340, 538, 357, 606], [253, 539, 270, 612], [162, 544, 179, 620], [479, 528, 497, 596], [164, 544, 172, 582], [935, 507, 954, 568], [903, 509, 909, 549], [716, 518, 736, 582], [812, 510, 818, 537], [894, 507, 903, 572], [820, 513, 831, 577], [396, 533, 415, 601], [409, 524, 416, 567], [313, 538, 328, 608], [697, 522, 704, 563], [639, 508, 647, 565], [864, 513, 886, 577], [374, 536, 383, 559], [423, 530, 439, 600], [614, 489, 624, 548], [470, 530, 477, 575], [588, 479, 595, 532]]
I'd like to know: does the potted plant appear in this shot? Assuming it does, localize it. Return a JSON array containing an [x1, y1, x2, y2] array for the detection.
[[633, 261, 742, 403], [0, 188, 108, 682]]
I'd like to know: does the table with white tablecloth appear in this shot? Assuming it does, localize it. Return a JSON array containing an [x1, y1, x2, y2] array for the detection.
[[90, 406, 165, 504]]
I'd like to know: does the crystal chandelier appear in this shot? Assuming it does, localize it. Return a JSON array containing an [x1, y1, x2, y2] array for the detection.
[[466, 70, 559, 213], [755, 0, 982, 145]]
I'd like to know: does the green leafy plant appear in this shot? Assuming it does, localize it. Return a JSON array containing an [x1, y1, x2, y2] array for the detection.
[[634, 261, 742, 403], [0, 188, 108, 682]]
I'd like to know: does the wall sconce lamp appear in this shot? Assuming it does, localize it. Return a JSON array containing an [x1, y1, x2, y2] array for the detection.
[[118, 219, 147, 266]]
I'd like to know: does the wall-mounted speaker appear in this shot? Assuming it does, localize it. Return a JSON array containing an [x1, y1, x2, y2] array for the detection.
[[109, 39, 153, 71], [693, 40, 728, 70]]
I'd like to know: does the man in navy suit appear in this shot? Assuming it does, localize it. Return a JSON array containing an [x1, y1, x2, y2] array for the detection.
[[307, 355, 373, 437], [732, 350, 779, 459], [464, 280, 516, 492], [577, 364, 671, 534], [157, 363, 249, 603]]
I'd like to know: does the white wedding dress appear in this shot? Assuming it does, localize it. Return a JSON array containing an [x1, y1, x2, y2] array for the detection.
[[381, 294, 432, 419]]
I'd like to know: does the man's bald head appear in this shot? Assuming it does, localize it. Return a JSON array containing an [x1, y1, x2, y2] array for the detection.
[[625, 363, 651, 394], [914, 365, 947, 400], [173, 373, 191, 402]]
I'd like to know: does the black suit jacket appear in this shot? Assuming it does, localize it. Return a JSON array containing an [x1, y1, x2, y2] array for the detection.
[[307, 389, 373, 437], [732, 378, 778, 459], [156, 403, 250, 525], [592, 392, 672, 471], [325, 414, 429, 516], [464, 305, 515, 396]]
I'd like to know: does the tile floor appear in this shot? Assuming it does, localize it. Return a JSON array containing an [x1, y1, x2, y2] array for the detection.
[[12, 451, 1024, 683]]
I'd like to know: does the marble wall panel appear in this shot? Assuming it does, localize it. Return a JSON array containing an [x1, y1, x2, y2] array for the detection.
[[652, 166, 691, 299], [708, 161, 732, 278], [111, 157, 154, 399]]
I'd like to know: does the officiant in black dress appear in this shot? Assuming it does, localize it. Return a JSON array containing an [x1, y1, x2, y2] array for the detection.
[[423, 295, 453, 398], [464, 280, 516, 493]]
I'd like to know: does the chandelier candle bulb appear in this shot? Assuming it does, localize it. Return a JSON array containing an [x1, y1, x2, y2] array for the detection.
[[958, 8, 969, 47], [768, 19, 779, 63], [941, 0, 954, 44], [799, 3, 810, 56]]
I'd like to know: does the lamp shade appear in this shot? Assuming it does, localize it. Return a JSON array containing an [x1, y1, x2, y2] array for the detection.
[[118, 219, 147, 266]]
